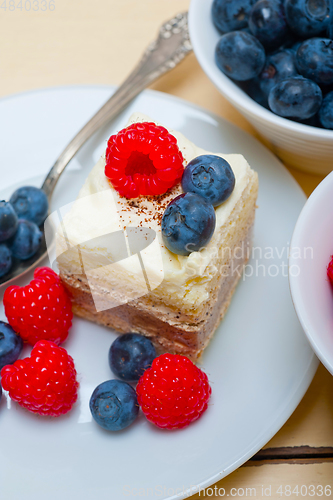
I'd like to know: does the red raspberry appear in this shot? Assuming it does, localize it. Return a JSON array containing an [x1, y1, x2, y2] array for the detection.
[[105, 122, 184, 198], [328, 256, 333, 285], [3, 267, 73, 346], [1, 340, 79, 417], [136, 353, 211, 429]]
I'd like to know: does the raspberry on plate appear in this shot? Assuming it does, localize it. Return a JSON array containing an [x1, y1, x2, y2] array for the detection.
[[3, 267, 73, 346], [0, 340, 78, 416], [105, 122, 184, 198], [136, 353, 212, 429]]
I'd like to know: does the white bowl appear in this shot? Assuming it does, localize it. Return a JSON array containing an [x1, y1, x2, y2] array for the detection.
[[188, 0, 333, 175], [289, 172, 333, 376]]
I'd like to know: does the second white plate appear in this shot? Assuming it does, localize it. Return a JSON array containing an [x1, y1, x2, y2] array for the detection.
[[0, 86, 318, 500]]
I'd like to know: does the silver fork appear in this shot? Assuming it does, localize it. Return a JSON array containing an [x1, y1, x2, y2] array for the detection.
[[0, 12, 192, 287]]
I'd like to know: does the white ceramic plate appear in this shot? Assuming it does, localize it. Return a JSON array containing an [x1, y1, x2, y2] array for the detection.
[[0, 86, 318, 500], [289, 171, 333, 376]]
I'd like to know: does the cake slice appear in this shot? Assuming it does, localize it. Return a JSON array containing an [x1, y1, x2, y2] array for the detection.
[[56, 113, 258, 360]]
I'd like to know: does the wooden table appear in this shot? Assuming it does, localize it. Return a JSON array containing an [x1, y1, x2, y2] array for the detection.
[[1, 1, 332, 497]]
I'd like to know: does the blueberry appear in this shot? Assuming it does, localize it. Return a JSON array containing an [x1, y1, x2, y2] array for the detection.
[[10, 186, 48, 227], [319, 90, 333, 128], [0, 201, 18, 242], [212, 0, 256, 33], [268, 76, 322, 119], [89, 380, 139, 431], [161, 192, 216, 256], [328, 10, 333, 38], [215, 31, 266, 81], [243, 78, 270, 107], [291, 40, 303, 53], [8, 219, 42, 260], [109, 333, 156, 382], [0, 321, 23, 370], [182, 155, 235, 207], [259, 49, 299, 100], [284, 0, 330, 38], [298, 112, 322, 126], [248, 0, 290, 51], [0, 244, 12, 278], [296, 38, 333, 85]]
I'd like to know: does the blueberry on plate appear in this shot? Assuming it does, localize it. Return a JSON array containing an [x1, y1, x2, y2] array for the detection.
[[8, 219, 42, 260], [284, 0, 330, 38], [0, 201, 18, 242], [161, 192, 216, 256], [215, 30, 265, 81], [248, 0, 290, 51], [89, 380, 139, 431], [258, 49, 298, 100], [0, 244, 12, 278], [10, 186, 48, 227], [182, 155, 235, 207], [296, 38, 333, 86], [0, 321, 23, 370], [319, 91, 333, 128], [109, 333, 156, 382], [212, 0, 256, 33], [268, 76, 322, 120]]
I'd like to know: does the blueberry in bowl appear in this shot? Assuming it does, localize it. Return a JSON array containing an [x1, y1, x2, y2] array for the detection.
[[268, 76, 323, 120], [212, 0, 256, 33], [215, 30, 266, 81], [258, 49, 298, 102], [284, 0, 330, 38], [296, 38, 333, 86], [319, 91, 333, 128], [248, 0, 290, 51]]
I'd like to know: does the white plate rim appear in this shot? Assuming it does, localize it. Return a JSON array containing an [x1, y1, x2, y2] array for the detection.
[[0, 84, 319, 499]]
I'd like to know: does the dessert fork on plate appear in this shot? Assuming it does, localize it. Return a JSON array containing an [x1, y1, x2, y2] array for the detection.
[[0, 12, 192, 287]]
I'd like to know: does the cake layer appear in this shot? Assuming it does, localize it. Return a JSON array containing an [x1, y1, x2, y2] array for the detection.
[[56, 113, 258, 316], [61, 213, 254, 360]]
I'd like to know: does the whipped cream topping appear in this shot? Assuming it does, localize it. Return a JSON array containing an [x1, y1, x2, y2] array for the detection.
[[57, 113, 253, 305]]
